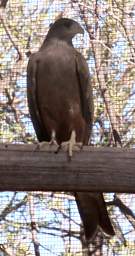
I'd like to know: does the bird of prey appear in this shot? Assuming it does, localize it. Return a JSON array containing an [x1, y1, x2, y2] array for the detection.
[[27, 18, 115, 241]]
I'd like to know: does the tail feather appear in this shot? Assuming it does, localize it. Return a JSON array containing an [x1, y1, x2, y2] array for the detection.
[[75, 192, 115, 241], [97, 193, 115, 236]]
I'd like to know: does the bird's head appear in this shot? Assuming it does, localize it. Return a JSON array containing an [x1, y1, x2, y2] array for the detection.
[[46, 18, 84, 43]]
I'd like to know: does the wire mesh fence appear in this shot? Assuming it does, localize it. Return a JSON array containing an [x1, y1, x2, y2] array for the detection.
[[0, 0, 135, 255]]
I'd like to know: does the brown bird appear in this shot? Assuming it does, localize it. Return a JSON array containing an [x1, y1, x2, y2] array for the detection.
[[27, 18, 115, 241]]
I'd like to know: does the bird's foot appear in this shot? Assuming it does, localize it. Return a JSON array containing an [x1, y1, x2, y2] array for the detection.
[[60, 130, 83, 159], [34, 130, 58, 151], [61, 141, 82, 158], [35, 140, 58, 150]]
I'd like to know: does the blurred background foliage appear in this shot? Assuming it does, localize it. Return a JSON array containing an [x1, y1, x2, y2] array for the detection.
[[0, 0, 135, 255]]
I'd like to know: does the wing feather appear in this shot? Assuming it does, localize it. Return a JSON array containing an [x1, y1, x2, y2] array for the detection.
[[27, 53, 50, 142], [75, 52, 94, 140]]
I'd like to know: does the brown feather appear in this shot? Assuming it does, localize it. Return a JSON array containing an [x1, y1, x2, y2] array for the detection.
[[27, 18, 115, 241]]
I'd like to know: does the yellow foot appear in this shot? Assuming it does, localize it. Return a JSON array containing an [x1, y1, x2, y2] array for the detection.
[[34, 130, 58, 151], [60, 130, 83, 158], [35, 140, 58, 150]]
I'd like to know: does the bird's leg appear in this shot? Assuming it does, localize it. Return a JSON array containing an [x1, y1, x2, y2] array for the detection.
[[48, 130, 58, 146], [60, 130, 83, 158], [35, 130, 58, 150]]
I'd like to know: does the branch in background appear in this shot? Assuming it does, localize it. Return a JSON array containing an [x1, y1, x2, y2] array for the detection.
[[0, 244, 13, 256], [80, 1, 122, 145], [0, 193, 27, 221], [88, 231, 104, 256], [0, 11, 22, 61], [4, 88, 21, 123], [108, 195, 135, 220], [107, 194, 135, 231], [110, 1, 135, 60], [3, 88, 32, 143], [0, 0, 8, 8], [40, 225, 80, 239], [113, 129, 122, 147], [28, 193, 40, 256], [111, 215, 127, 246]]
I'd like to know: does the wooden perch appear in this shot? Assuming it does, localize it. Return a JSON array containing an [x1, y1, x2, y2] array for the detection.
[[0, 143, 135, 193]]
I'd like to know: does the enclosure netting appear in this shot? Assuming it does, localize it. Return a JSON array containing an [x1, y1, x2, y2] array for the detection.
[[0, 0, 135, 255]]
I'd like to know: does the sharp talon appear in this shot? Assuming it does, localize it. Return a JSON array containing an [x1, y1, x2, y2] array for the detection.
[[55, 145, 61, 154], [34, 140, 58, 152], [60, 130, 83, 158], [34, 141, 50, 151], [34, 130, 59, 152], [68, 155, 72, 162], [33, 142, 40, 151]]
